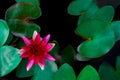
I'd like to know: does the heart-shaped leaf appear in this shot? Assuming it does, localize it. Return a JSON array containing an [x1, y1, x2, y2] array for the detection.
[[110, 21, 120, 41], [54, 63, 76, 80], [99, 62, 116, 80], [16, 0, 40, 6], [7, 19, 40, 38], [0, 46, 21, 77], [77, 65, 100, 80], [61, 45, 76, 65], [0, 20, 9, 47], [6, 2, 41, 20], [32, 61, 58, 80], [76, 19, 108, 38], [91, 6, 114, 22], [77, 30, 115, 58], [68, 0, 93, 15], [16, 60, 57, 80], [77, 1, 98, 25], [76, 19, 115, 58]]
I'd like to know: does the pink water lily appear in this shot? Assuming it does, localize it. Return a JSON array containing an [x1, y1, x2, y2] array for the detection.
[[19, 31, 55, 71]]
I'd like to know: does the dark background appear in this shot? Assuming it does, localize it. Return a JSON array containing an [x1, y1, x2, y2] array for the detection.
[[0, 0, 120, 80]]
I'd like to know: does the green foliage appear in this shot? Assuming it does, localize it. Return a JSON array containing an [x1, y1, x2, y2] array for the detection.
[[16, 59, 33, 78], [0, 20, 9, 47], [50, 41, 60, 55], [91, 6, 114, 22], [7, 19, 40, 38], [99, 62, 116, 80], [110, 21, 120, 41], [68, 0, 93, 15], [98, 56, 120, 80], [32, 61, 57, 80], [115, 56, 120, 80], [75, 53, 90, 61], [6, 2, 41, 20], [76, 20, 108, 38], [54, 63, 76, 80], [68, 0, 120, 58], [76, 19, 115, 58], [16, 0, 40, 6], [77, 1, 99, 25], [5, 2, 41, 37], [16, 60, 58, 80], [54, 64, 100, 80], [77, 65, 100, 80], [0, 46, 21, 77], [61, 45, 76, 65]]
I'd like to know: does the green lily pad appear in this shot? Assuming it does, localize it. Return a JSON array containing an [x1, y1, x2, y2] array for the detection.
[[76, 19, 108, 38], [5, 2, 41, 20], [77, 65, 100, 80], [115, 56, 120, 79], [77, 29, 115, 58], [4, 33, 13, 45], [16, 60, 57, 80], [110, 21, 120, 41], [7, 19, 40, 38], [77, 1, 98, 25], [0, 20, 9, 47], [16, 59, 33, 78], [68, 0, 93, 15], [75, 53, 90, 61], [76, 19, 115, 58], [50, 40, 60, 55], [54, 63, 76, 80], [32, 61, 58, 80], [91, 6, 114, 22], [16, 0, 40, 6], [0, 46, 21, 77], [99, 62, 116, 80], [61, 45, 76, 65]]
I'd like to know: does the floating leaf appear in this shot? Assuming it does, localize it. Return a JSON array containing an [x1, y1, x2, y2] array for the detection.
[[6, 2, 41, 20], [115, 56, 120, 79], [91, 6, 114, 22], [77, 1, 98, 25], [77, 65, 100, 80], [76, 19, 115, 58], [16, 59, 33, 78], [16, 60, 57, 80], [61, 45, 76, 65], [7, 19, 40, 38], [68, 0, 93, 15], [76, 19, 108, 38], [54, 63, 76, 80], [99, 62, 116, 80], [75, 53, 90, 61], [110, 21, 120, 41], [77, 30, 115, 58], [0, 46, 21, 77], [50, 41, 60, 55], [4, 33, 13, 45], [0, 20, 9, 47], [16, 0, 40, 6], [32, 61, 57, 80]]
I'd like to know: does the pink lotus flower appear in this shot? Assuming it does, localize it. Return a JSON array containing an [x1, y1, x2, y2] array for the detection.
[[19, 31, 55, 71]]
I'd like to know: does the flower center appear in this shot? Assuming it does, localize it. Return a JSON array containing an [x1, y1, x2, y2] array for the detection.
[[29, 43, 45, 56]]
